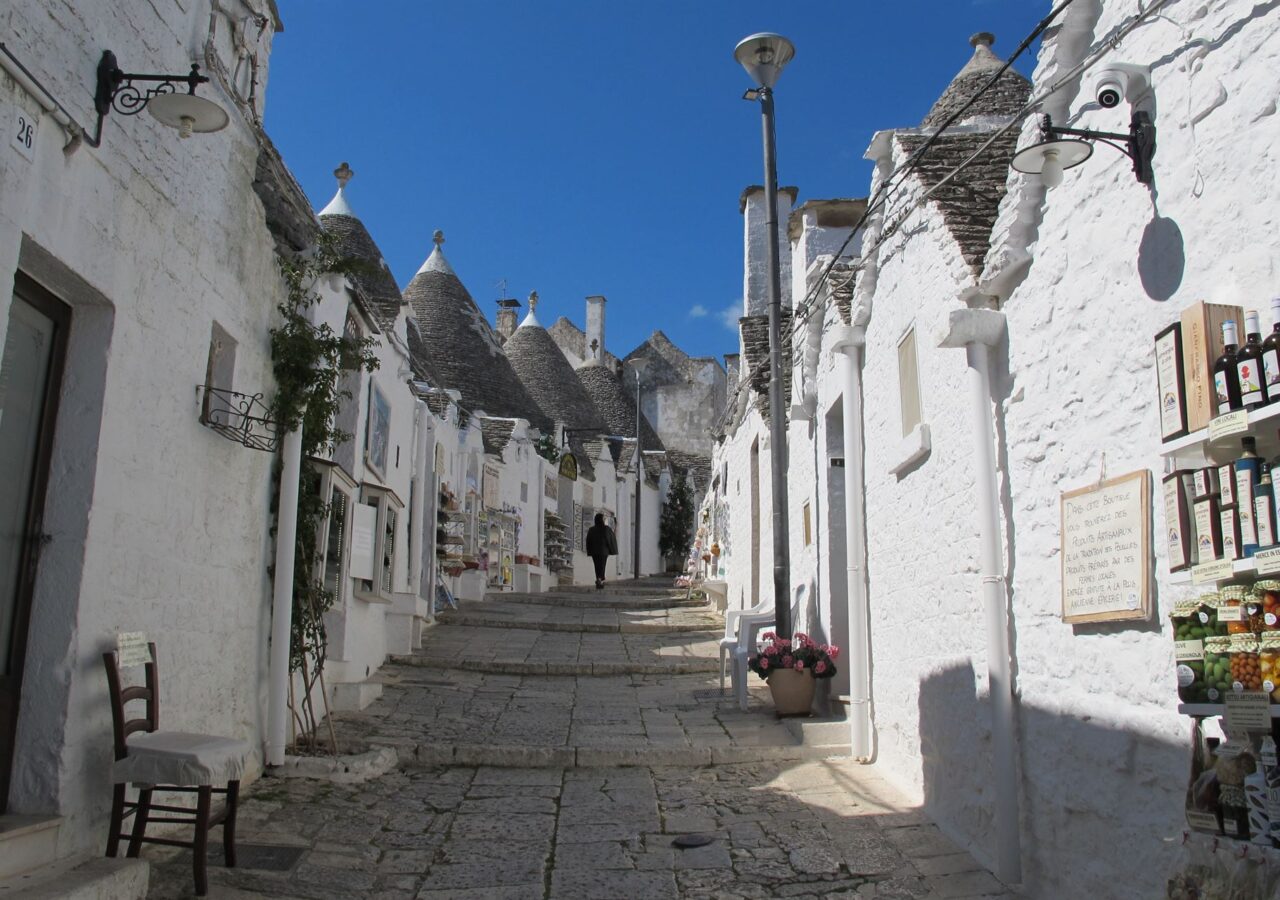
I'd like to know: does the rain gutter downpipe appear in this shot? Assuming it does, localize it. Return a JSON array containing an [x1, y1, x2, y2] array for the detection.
[[829, 323, 872, 762], [409, 399, 431, 598], [938, 302, 1021, 884]]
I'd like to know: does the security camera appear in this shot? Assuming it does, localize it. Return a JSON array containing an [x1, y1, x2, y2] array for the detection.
[[1093, 63, 1151, 109]]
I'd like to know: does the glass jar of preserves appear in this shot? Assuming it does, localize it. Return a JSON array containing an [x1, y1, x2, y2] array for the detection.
[[1195, 592, 1226, 638], [1231, 634, 1263, 693], [1255, 580, 1280, 631], [1260, 634, 1280, 701], [1221, 585, 1252, 635], [1204, 636, 1233, 702]]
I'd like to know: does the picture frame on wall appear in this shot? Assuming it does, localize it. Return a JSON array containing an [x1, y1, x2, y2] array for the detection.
[[366, 381, 391, 479]]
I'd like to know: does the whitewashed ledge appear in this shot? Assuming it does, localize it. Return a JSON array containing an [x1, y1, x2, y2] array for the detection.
[[268, 745, 398, 784]]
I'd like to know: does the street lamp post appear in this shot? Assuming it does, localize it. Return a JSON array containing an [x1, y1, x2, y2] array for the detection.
[[735, 32, 795, 638], [632, 359, 649, 579]]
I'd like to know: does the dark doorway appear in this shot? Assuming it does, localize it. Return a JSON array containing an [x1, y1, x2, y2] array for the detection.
[[0, 274, 69, 811]]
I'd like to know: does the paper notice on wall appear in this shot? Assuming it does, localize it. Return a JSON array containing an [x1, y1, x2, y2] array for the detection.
[[1225, 692, 1272, 733], [116, 632, 150, 668], [1060, 470, 1152, 624], [350, 503, 377, 581]]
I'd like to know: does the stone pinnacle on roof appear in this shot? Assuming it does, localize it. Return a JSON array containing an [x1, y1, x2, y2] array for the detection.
[[417, 230, 456, 276], [318, 161, 356, 217], [921, 31, 1031, 130], [520, 291, 541, 328]]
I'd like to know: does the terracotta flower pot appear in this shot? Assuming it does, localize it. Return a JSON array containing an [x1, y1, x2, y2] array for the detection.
[[767, 668, 815, 717]]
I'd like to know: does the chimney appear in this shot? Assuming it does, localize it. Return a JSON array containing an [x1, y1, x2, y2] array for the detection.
[[495, 296, 521, 343], [585, 295, 606, 365], [740, 185, 797, 316]]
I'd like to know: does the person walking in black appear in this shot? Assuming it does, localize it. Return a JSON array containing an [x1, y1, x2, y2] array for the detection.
[[585, 513, 618, 590]]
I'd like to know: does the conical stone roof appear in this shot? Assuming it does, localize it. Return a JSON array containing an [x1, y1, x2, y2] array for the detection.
[[317, 163, 406, 330], [575, 362, 664, 451], [504, 296, 607, 434], [921, 33, 1031, 129], [402, 233, 552, 432]]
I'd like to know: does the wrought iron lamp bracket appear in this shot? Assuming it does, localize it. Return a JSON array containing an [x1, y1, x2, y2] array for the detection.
[[88, 50, 210, 146], [1038, 111, 1156, 184], [196, 385, 281, 453]]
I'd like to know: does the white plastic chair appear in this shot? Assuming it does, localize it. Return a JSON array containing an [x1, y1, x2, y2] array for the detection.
[[732, 613, 777, 710], [718, 599, 774, 698]]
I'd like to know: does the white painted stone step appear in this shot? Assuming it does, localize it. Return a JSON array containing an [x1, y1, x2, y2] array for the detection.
[[0, 856, 147, 899], [0, 815, 60, 879], [783, 715, 854, 749]]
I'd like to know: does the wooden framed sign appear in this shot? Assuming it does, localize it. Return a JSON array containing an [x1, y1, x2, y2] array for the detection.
[[1060, 469, 1152, 624]]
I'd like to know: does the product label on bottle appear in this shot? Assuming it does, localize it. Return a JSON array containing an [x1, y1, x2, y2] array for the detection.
[[1266, 348, 1280, 394], [1239, 358, 1265, 403], [1164, 480, 1188, 569], [1223, 508, 1239, 559], [1156, 330, 1185, 437], [1220, 465, 1236, 505], [1238, 472, 1259, 547], [1187, 810, 1221, 832], [1218, 604, 1243, 623], [1177, 664, 1196, 687], [1194, 499, 1219, 563], [1216, 368, 1234, 415], [1176, 639, 1205, 661], [1259, 496, 1276, 548]]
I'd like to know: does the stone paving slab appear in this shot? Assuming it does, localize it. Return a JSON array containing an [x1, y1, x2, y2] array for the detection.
[[438, 598, 721, 633], [145, 760, 1012, 899]]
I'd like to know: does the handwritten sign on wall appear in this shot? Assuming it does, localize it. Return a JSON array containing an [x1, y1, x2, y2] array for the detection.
[[1060, 470, 1151, 624]]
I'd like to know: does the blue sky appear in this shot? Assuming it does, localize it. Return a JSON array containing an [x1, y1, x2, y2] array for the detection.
[[267, 2, 1045, 364]]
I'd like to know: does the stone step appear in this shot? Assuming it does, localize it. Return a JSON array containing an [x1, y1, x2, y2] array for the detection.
[[492, 593, 705, 610], [389, 655, 719, 676], [378, 739, 849, 769], [0, 815, 60, 880], [783, 715, 853, 747], [436, 612, 715, 634], [0, 856, 148, 899]]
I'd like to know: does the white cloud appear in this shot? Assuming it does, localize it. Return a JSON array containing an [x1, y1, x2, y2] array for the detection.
[[688, 304, 709, 319], [719, 301, 743, 332]]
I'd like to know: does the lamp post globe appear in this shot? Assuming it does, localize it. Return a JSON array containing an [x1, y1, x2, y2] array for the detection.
[[735, 33, 794, 638]]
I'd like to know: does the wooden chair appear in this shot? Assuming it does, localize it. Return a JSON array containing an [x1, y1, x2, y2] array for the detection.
[[103, 642, 252, 896]]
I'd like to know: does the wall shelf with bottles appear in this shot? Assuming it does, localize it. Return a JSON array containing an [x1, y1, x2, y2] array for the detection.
[[1162, 402, 1280, 469]]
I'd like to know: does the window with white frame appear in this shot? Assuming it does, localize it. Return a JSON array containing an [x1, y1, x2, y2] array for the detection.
[[353, 484, 403, 603], [897, 326, 923, 437], [314, 462, 357, 606]]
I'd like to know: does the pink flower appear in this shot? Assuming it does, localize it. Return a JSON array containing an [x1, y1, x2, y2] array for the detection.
[[760, 656, 770, 670], [781, 655, 793, 667], [825, 645, 840, 660], [794, 661, 805, 671], [761, 632, 777, 642], [794, 632, 811, 646], [814, 661, 827, 674], [763, 644, 778, 657]]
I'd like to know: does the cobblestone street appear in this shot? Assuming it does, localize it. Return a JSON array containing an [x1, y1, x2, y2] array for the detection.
[[147, 582, 1011, 899]]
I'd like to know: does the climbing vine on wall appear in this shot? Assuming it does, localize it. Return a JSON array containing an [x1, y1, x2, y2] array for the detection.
[[269, 232, 379, 751], [534, 432, 560, 464]]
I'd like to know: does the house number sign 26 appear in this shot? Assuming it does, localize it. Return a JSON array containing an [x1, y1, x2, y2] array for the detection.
[[12, 107, 37, 161]]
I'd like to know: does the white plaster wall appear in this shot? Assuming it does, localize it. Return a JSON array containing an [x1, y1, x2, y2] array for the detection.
[[0, 0, 282, 855], [743, 187, 795, 316], [985, 3, 1280, 894]]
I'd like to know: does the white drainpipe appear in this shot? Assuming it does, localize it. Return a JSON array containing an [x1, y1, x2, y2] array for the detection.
[[409, 399, 431, 597], [267, 423, 303, 766], [938, 303, 1021, 884], [829, 324, 872, 762]]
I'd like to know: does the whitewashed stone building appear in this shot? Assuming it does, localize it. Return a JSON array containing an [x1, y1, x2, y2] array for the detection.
[[707, 5, 1280, 895], [0, 0, 288, 877]]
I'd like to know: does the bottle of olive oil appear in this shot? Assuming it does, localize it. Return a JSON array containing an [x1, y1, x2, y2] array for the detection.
[[1256, 463, 1277, 550], [1261, 298, 1280, 402], [1239, 437, 1262, 556], [1237, 310, 1269, 409], [1214, 320, 1243, 415]]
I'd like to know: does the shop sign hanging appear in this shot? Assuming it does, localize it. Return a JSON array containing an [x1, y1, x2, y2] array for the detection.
[[558, 452, 579, 482]]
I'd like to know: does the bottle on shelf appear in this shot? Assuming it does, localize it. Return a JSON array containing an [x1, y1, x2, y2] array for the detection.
[[1239, 437, 1262, 556], [1237, 310, 1270, 409], [1214, 319, 1243, 415], [1263, 298, 1280, 399], [1257, 463, 1277, 551]]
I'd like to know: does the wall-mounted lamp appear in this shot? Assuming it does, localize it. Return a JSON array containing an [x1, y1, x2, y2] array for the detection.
[[91, 50, 228, 145], [1011, 111, 1156, 188]]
